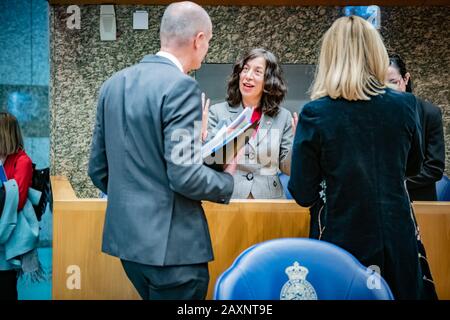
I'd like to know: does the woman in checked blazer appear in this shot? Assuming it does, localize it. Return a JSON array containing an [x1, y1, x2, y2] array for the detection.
[[203, 48, 298, 199]]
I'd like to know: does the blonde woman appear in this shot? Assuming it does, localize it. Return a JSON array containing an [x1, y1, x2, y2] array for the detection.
[[288, 16, 425, 299]]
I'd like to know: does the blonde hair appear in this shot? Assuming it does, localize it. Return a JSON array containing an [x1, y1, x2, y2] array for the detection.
[[0, 112, 24, 158], [311, 16, 389, 101]]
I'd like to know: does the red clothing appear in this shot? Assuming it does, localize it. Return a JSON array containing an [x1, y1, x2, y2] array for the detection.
[[250, 107, 263, 137], [3, 150, 33, 211]]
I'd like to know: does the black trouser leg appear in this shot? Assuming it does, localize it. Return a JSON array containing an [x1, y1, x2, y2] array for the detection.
[[0, 270, 18, 300], [121, 259, 209, 300]]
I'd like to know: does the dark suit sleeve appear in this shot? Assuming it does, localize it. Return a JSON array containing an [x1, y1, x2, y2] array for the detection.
[[405, 97, 424, 178], [407, 100, 445, 188], [288, 104, 322, 207], [162, 77, 234, 203], [88, 83, 108, 194]]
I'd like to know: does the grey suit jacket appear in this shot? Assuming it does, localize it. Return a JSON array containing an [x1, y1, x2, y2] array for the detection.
[[207, 102, 293, 199], [88, 55, 234, 266]]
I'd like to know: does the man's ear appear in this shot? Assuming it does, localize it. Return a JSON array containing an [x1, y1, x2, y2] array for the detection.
[[194, 32, 205, 49]]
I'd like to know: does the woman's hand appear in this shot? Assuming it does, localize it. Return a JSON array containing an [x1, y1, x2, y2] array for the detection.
[[201, 92, 210, 142], [291, 112, 299, 136]]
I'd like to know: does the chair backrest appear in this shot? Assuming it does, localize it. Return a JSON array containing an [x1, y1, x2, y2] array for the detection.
[[436, 175, 450, 201], [214, 238, 394, 300]]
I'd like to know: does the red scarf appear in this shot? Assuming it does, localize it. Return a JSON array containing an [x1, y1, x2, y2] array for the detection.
[[250, 107, 263, 137]]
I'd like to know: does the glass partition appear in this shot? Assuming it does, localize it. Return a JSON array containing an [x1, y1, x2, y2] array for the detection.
[[0, 0, 51, 300]]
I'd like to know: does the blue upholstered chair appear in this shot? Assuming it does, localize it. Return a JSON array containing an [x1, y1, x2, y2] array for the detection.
[[436, 175, 450, 201], [214, 238, 394, 300]]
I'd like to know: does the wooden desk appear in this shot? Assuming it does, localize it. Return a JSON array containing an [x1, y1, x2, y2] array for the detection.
[[52, 176, 449, 299]]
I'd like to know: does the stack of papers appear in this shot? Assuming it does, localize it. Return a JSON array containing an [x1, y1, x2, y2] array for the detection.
[[202, 107, 257, 165]]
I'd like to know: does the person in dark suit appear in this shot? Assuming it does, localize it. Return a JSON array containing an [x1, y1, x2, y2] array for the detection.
[[88, 1, 235, 300], [387, 54, 442, 300], [288, 16, 425, 299], [387, 54, 445, 201]]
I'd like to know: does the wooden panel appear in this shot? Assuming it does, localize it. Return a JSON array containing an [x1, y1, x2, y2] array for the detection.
[[53, 200, 141, 300], [52, 178, 309, 299], [413, 202, 450, 300], [52, 199, 309, 299], [48, 0, 450, 6], [51, 176, 77, 201], [52, 177, 450, 300]]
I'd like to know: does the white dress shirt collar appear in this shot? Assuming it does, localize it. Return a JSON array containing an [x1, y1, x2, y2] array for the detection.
[[156, 51, 184, 73]]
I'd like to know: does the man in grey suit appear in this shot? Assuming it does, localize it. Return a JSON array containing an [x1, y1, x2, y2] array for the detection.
[[88, 1, 235, 300]]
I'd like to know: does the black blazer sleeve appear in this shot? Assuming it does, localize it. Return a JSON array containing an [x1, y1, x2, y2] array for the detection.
[[407, 99, 445, 189], [288, 104, 322, 207], [405, 96, 424, 178]]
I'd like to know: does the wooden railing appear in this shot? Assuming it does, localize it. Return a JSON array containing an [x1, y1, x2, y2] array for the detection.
[[52, 176, 449, 299]]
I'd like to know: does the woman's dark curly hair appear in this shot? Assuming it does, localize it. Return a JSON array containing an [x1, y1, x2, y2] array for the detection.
[[226, 48, 287, 117]]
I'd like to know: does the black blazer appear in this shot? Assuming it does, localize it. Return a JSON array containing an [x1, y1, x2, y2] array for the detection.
[[288, 89, 424, 299], [406, 98, 445, 201]]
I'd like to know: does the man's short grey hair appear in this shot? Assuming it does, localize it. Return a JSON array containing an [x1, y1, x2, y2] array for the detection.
[[160, 1, 212, 47]]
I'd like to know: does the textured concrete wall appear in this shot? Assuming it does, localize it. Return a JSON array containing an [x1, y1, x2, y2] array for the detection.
[[50, 5, 450, 197]]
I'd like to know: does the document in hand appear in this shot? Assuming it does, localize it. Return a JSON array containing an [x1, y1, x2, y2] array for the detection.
[[202, 107, 257, 165], [0, 162, 7, 183]]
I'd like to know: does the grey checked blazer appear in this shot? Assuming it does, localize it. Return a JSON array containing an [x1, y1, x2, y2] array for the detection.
[[207, 102, 293, 199]]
